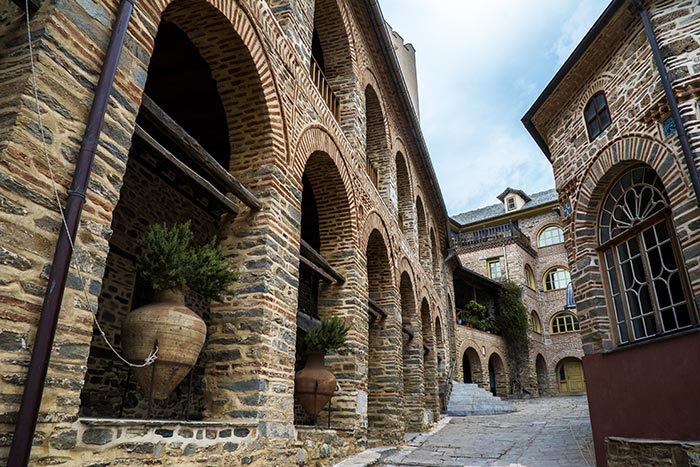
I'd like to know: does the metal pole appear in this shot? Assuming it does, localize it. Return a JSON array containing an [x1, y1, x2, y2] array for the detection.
[[8, 1, 135, 464], [634, 0, 700, 207]]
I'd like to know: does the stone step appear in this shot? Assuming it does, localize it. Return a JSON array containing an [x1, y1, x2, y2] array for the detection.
[[446, 380, 516, 416]]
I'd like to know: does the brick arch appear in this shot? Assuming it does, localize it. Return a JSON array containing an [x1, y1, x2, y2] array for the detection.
[[396, 151, 414, 240], [399, 270, 422, 430], [487, 351, 508, 397], [430, 227, 440, 279], [420, 297, 440, 420], [366, 226, 402, 440], [461, 346, 484, 385], [569, 136, 693, 348], [129, 0, 288, 182], [577, 73, 614, 115], [360, 210, 396, 274], [292, 124, 357, 220], [532, 220, 565, 249], [415, 195, 430, 272]]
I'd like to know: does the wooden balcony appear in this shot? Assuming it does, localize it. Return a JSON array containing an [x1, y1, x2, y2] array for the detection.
[[451, 222, 533, 253], [310, 57, 341, 121], [366, 159, 379, 188]]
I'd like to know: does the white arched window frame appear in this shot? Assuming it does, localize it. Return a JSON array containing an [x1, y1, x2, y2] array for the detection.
[[538, 225, 565, 247], [543, 267, 570, 291], [598, 166, 696, 345]]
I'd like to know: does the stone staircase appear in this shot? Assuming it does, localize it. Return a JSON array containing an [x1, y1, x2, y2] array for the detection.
[[446, 381, 516, 416]]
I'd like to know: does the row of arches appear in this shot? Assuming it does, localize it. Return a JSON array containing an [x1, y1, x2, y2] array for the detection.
[[461, 349, 585, 396], [73, 0, 451, 443]]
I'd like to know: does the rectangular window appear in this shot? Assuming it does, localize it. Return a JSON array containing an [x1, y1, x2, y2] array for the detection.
[[488, 259, 502, 280]]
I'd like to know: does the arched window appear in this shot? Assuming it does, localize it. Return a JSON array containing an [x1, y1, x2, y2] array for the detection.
[[550, 312, 580, 334], [538, 225, 564, 247], [599, 166, 695, 344], [543, 266, 570, 291], [524, 265, 535, 289], [584, 91, 611, 140], [529, 311, 542, 333]]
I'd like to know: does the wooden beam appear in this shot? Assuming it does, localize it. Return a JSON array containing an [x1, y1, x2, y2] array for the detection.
[[139, 94, 262, 211], [133, 125, 239, 215], [299, 255, 335, 283], [368, 299, 387, 320], [297, 310, 321, 333], [299, 239, 345, 284]]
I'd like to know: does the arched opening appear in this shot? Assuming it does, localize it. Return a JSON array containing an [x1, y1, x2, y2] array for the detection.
[[396, 152, 413, 236], [311, 0, 355, 123], [294, 151, 353, 425], [435, 316, 446, 410], [79, 1, 270, 420], [400, 272, 421, 430], [366, 229, 400, 440], [430, 228, 440, 280], [421, 299, 439, 421], [556, 357, 585, 394], [365, 85, 390, 202], [462, 347, 482, 385], [536, 354, 548, 396], [488, 353, 507, 397], [416, 196, 429, 270]]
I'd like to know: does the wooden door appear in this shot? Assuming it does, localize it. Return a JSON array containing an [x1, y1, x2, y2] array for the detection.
[[558, 359, 585, 393]]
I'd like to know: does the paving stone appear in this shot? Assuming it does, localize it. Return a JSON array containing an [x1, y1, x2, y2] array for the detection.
[[358, 396, 593, 467]]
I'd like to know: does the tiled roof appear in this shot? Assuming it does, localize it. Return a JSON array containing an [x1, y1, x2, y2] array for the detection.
[[451, 189, 559, 226]]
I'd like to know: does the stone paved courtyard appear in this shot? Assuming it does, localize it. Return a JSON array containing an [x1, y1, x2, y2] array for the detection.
[[377, 395, 593, 467]]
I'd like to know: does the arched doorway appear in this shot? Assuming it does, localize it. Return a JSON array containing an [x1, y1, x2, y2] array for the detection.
[[488, 353, 507, 397], [421, 299, 439, 420], [462, 347, 482, 385], [366, 229, 401, 440], [556, 357, 585, 394], [400, 272, 421, 430], [536, 354, 548, 396]]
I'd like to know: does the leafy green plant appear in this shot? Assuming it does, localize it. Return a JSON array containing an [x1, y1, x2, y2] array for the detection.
[[458, 300, 492, 331], [136, 222, 238, 301], [304, 316, 350, 352], [494, 281, 530, 393]]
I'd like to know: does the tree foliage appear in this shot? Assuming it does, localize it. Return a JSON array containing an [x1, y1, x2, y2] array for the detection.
[[458, 300, 493, 331], [304, 317, 350, 352], [494, 281, 530, 392], [137, 222, 238, 301]]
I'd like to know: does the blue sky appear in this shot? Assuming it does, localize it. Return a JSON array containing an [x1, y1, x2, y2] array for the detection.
[[379, 0, 610, 216]]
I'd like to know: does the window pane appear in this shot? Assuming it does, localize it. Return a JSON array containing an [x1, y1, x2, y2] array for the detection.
[[595, 93, 606, 109], [600, 109, 611, 128], [585, 103, 596, 120]]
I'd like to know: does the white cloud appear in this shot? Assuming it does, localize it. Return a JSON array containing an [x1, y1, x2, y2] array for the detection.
[[379, 0, 610, 215]]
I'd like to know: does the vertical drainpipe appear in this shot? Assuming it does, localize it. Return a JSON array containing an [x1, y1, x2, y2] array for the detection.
[[8, 0, 135, 465], [633, 0, 700, 206]]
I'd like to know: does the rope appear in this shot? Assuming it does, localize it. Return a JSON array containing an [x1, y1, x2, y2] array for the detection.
[[24, 1, 157, 368]]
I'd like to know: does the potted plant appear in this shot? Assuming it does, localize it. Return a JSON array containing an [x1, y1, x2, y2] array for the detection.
[[121, 222, 238, 400], [294, 316, 349, 415], [458, 300, 492, 332]]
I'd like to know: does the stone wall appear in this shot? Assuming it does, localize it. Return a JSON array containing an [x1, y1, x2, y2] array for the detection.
[[0, 0, 454, 465], [455, 207, 583, 397], [607, 438, 700, 467]]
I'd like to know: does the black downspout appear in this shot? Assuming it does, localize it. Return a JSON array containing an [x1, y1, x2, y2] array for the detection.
[[634, 0, 700, 207], [8, 0, 135, 465]]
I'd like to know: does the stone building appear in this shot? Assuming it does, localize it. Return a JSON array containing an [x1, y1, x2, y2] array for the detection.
[[450, 188, 584, 398], [523, 0, 700, 466], [0, 0, 464, 465]]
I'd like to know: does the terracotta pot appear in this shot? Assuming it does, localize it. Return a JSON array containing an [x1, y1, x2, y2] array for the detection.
[[122, 289, 206, 400], [294, 351, 337, 415]]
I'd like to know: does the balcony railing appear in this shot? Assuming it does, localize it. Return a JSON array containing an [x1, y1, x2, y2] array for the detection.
[[310, 57, 341, 121], [451, 222, 531, 250]]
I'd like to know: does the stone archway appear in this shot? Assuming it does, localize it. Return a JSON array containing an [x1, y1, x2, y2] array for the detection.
[[536, 354, 548, 397], [366, 229, 401, 441], [400, 271, 422, 431], [462, 347, 483, 385], [488, 353, 507, 397], [421, 299, 439, 421], [556, 357, 585, 394]]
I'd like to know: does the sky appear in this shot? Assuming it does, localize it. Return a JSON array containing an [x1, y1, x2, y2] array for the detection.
[[379, 0, 611, 216]]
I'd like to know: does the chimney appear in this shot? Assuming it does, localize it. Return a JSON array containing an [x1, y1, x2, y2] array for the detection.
[[386, 23, 420, 119]]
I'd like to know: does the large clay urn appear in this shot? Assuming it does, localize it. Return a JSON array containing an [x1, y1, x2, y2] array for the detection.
[[294, 350, 337, 415], [122, 289, 206, 400]]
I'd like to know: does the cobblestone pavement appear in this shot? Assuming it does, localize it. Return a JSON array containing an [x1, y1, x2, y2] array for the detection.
[[378, 395, 594, 467]]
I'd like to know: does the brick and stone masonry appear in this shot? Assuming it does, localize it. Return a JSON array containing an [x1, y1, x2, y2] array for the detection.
[[524, 1, 700, 466], [0, 0, 457, 465]]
